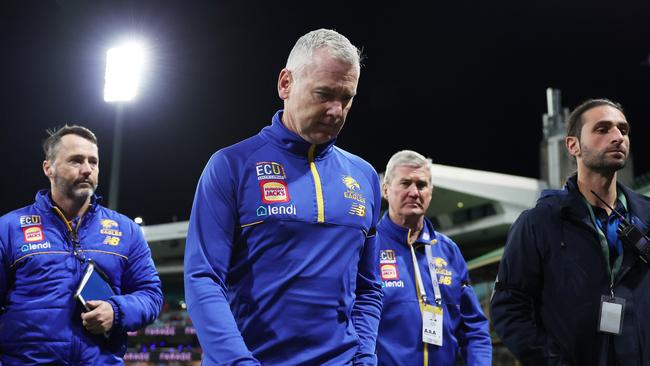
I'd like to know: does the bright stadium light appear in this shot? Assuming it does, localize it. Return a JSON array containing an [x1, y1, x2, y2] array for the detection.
[[104, 41, 146, 210], [104, 43, 144, 102]]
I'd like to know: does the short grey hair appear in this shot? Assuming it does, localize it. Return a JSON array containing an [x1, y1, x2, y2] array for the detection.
[[286, 28, 362, 78], [383, 150, 434, 186]]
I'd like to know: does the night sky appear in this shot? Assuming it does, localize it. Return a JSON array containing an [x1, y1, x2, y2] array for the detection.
[[3, 1, 650, 224]]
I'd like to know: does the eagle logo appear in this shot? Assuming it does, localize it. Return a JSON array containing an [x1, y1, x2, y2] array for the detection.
[[433, 257, 448, 268], [342, 176, 361, 191], [101, 219, 118, 229]]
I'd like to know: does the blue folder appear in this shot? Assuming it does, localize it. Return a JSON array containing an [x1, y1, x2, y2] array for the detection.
[[74, 261, 115, 311]]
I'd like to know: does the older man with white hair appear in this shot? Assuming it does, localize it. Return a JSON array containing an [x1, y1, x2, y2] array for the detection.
[[185, 29, 383, 365], [376, 150, 491, 366]]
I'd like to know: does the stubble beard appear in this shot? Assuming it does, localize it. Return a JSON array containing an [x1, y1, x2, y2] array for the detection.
[[55, 175, 96, 205], [580, 143, 627, 175]]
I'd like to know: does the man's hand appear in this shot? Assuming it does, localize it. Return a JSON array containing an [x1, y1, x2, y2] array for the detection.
[[81, 300, 114, 334]]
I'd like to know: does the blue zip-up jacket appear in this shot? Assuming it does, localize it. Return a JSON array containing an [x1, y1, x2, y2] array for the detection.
[[491, 175, 650, 365], [184, 110, 384, 366], [0, 191, 163, 365], [376, 215, 491, 366]]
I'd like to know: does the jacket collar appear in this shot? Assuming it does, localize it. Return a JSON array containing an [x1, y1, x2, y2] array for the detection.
[[34, 189, 100, 218], [541, 174, 650, 229], [378, 212, 438, 248], [258, 110, 337, 159]]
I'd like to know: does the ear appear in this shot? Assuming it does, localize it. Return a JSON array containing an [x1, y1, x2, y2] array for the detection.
[[277, 68, 292, 100], [382, 182, 389, 200], [565, 136, 580, 157], [43, 160, 53, 178]]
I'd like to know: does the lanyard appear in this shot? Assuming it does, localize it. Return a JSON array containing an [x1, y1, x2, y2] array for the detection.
[[409, 242, 442, 306], [583, 192, 628, 285], [52, 206, 88, 263]]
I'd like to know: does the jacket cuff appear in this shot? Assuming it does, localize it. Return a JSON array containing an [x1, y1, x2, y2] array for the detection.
[[108, 298, 121, 332]]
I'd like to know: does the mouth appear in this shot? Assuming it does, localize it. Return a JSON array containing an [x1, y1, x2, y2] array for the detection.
[[606, 149, 626, 156], [317, 121, 339, 130], [76, 180, 94, 188], [404, 202, 421, 208]]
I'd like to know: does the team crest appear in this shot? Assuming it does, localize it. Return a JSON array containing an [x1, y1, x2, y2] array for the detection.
[[100, 219, 122, 236], [431, 256, 453, 286], [433, 257, 448, 268], [101, 219, 118, 228], [342, 176, 360, 191], [342, 175, 366, 217]]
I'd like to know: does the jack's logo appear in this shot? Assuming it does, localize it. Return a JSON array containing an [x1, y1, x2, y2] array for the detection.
[[380, 249, 396, 264], [342, 176, 360, 191], [19, 215, 41, 227], [381, 264, 399, 280], [23, 226, 44, 243], [260, 180, 290, 203], [256, 162, 287, 181]]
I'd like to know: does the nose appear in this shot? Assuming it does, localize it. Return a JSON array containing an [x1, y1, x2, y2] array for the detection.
[[326, 100, 344, 119], [611, 128, 625, 144], [406, 183, 420, 197], [79, 160, 93, 175]]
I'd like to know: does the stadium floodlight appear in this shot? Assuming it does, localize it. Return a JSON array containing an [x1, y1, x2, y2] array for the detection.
[[104, 41, 146, 210], [104, 43, 144, 102]]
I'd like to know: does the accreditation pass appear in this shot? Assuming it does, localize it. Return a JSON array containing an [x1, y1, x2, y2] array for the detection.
[[422, 303, 443, 346], [598, 295, 625, 335]]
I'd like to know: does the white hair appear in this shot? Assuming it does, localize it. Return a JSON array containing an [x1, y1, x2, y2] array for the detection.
[[285, 28, 361, 78], [383, 150, 434, 185]]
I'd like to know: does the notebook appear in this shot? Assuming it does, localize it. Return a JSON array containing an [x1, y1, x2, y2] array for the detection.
[[74, 260, 115, 311]]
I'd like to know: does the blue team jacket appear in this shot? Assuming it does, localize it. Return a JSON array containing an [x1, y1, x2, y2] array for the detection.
[[0, 191, 163, 365], [376, 215, 491, 366], [184, 110, 384, 366]]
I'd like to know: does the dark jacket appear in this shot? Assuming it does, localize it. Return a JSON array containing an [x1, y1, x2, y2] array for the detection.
[[491, 175, 650, 365]]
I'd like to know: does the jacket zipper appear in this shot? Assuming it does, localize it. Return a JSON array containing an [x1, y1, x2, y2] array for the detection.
[[308, 144, 325, 223]]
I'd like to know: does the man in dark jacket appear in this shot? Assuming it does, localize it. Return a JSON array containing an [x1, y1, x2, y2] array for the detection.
[[0, 125, 163, 365], [491, 98, 650, 365]]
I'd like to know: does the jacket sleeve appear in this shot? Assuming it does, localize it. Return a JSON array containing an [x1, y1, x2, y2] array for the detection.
[[352, 171, 384, 366], [455, 257, 492, 366], [183, 153, 260, 365], [109, 220, 163, 332], [489, 211, 547, 365], [0, 226, 7, 309]]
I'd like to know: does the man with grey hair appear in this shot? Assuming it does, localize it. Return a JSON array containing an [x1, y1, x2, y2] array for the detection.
[[185, 29, 383, 365], [0, 125, 162, 365], [376, 150, 491, 366]]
